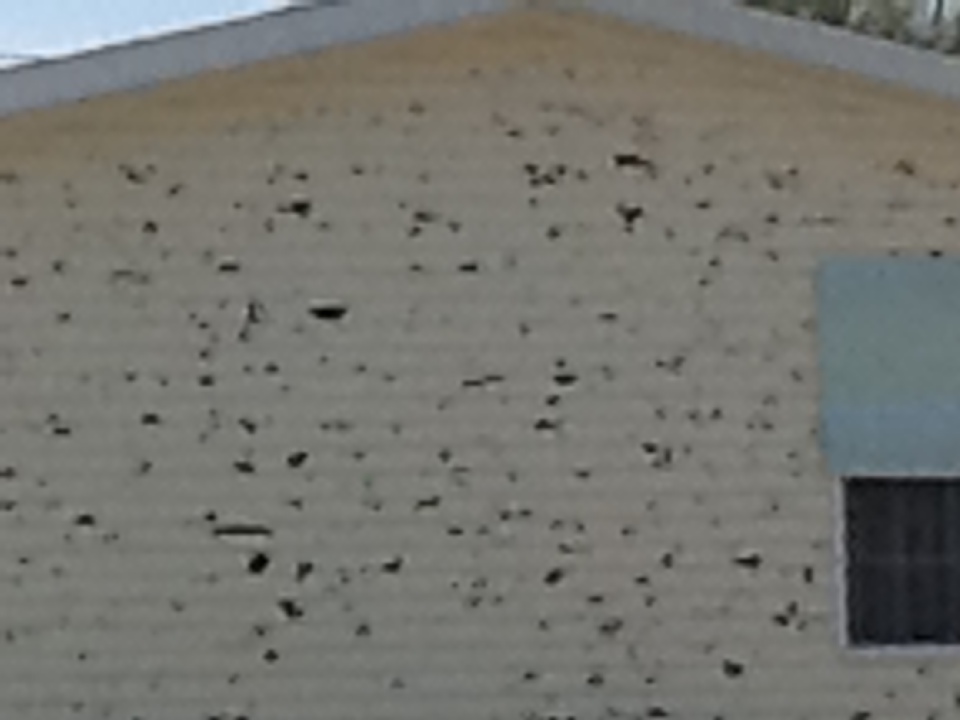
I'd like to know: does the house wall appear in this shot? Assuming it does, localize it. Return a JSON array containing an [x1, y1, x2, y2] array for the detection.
[[4, 7, 960, 720]]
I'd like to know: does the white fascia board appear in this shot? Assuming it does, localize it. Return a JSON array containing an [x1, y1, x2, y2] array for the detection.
[[557, 0, 960, 106], [0, 0, 516, 119]]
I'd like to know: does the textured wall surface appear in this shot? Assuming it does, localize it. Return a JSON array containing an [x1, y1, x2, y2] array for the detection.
[[4, 7, 960, 720]]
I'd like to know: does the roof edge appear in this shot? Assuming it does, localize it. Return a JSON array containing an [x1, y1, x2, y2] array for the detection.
[[0, 0, 518, 120], [7, 0, 960, 123], [558, 0, 960, 106]]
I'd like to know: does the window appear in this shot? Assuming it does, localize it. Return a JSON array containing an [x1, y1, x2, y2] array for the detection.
[[818, 258, 960, 649], [844, 477, 960, 647]]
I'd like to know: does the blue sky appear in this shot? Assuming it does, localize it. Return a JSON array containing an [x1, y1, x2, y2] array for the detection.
[[0, 1, 280, 61]]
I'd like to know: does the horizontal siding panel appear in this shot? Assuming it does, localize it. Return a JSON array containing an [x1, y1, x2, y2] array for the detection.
[[4, 6, 960, 719]]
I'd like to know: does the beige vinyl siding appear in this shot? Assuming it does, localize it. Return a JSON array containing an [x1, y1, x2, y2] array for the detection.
[[3, 8, 960, 719]]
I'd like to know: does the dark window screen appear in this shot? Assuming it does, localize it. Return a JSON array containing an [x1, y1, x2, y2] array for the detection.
[[845, 478, 960, 646]]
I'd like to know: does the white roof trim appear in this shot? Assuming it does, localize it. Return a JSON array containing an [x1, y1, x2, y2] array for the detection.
[[0, 0, 517, 119], [557, 0, 960, 105], [5, 0, 960, 121]]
